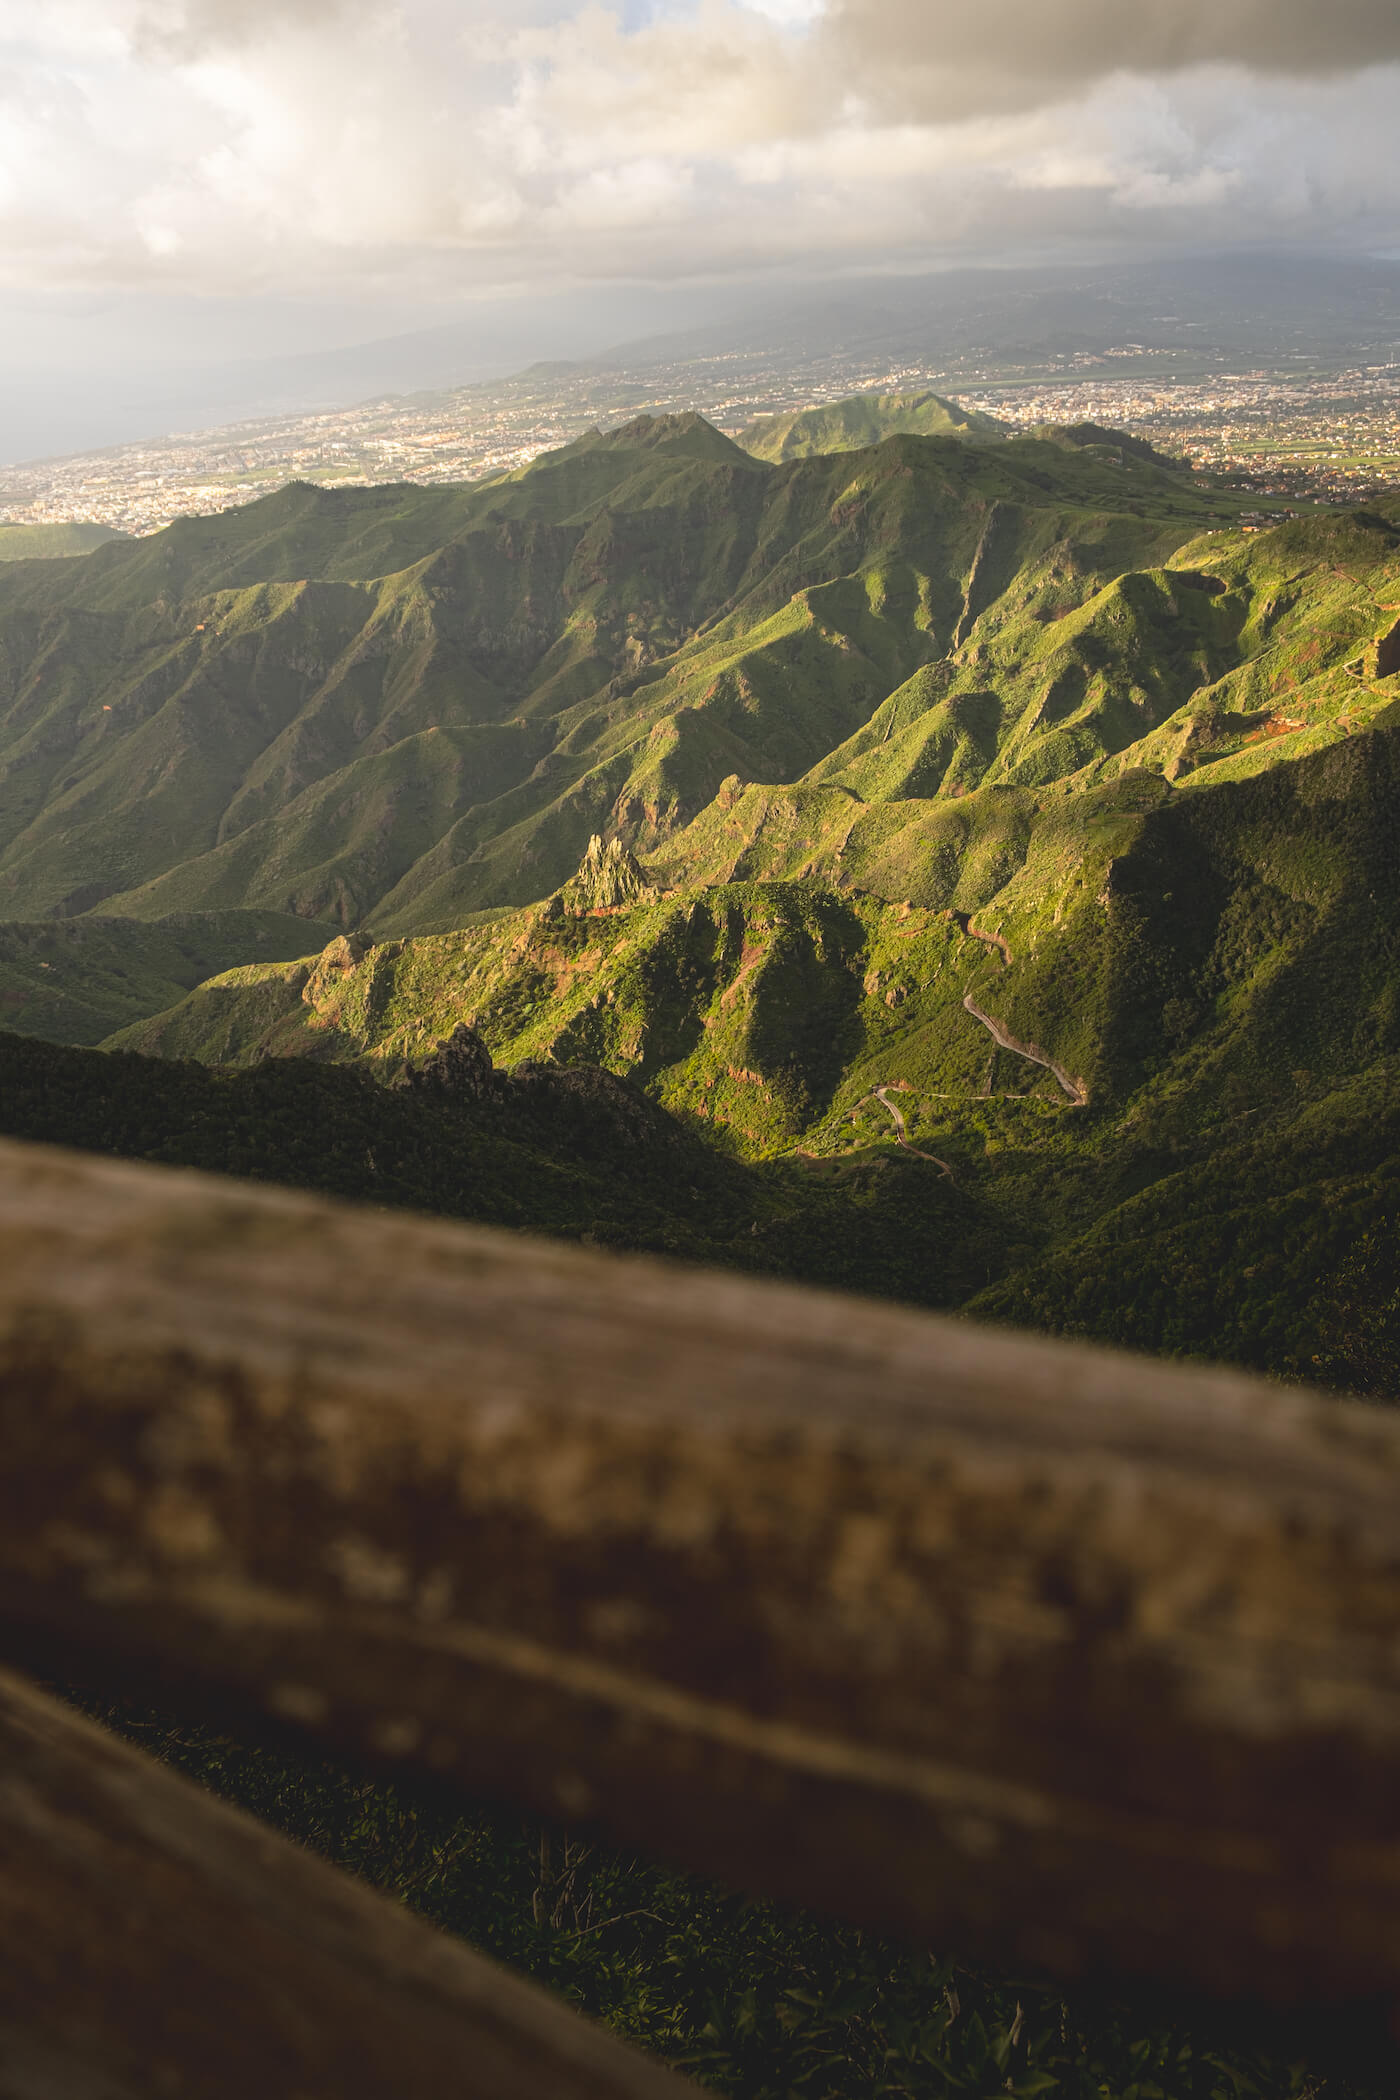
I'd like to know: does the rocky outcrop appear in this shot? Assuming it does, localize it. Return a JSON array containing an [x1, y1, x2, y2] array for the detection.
[[302, 931, 373, 1009], [568, 834, 656, 911], [405, 1024, 503, 1101]]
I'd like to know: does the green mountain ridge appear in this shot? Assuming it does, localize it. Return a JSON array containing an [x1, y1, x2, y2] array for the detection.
[[0, 412, 1243, 935], [0, 408, 1383, 961], [735, 389, 1007, 461], [3, 407, 1399, 1391], [111, 711, 1400, 1126], [0, 522, 128, 562], [98, 709, 1400, 1393]]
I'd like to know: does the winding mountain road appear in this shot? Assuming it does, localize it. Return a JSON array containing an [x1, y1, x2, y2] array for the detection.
[[839, 913, 1082, 1171], [962, 995, 1088, 1106]]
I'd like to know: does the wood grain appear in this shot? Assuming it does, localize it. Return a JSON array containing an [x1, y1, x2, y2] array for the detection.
[[1, 1135, 1400, 2012]]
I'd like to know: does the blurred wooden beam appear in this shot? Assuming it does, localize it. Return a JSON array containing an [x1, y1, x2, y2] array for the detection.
[[0, 1662, 699, 2099], [1, 1135, 1400, 2014]]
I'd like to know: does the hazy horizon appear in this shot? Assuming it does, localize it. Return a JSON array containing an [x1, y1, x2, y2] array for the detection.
[[3, 0, 1400, 458]]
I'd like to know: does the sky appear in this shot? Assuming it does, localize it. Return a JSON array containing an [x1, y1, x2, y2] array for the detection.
[[1, 0, 1399, 420]]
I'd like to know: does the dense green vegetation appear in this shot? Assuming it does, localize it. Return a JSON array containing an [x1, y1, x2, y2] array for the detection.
[[0, 1022, 989, 1308], [0, 907, 334, 1042], [6, 411, 1400, 2096], [59, 1684, 1381, 2100], [0, 521, 127, 560], [0, 412, 1239, 933], [100, 705, 1400, 1397], [736, 389, 1007, 461], [0, 409, 1386, 974]]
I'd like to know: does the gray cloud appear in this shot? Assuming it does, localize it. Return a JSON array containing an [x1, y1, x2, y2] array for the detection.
[[825, 0, 1400, 116], [0, 0, 1397, 306]]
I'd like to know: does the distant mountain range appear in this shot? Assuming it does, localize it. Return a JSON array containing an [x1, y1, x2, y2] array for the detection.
[[8, 250, 1400, 467], [2, 399, 1399, 1394]]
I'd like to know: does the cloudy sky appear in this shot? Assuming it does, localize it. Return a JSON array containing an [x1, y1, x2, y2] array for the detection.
[[2, 0, 1399, 391]]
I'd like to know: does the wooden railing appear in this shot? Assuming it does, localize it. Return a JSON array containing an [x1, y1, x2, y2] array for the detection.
[[3, 1133, 1400, 2092]]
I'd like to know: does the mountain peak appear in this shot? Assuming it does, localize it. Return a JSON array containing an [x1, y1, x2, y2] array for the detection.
[[567, 833, 655, 910], [737, 389, 1005, 463], [596, 411, 755, 464], [527, 410, 757, 479]]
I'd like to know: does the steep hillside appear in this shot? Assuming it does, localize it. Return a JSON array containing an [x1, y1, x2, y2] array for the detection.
[[109, 714, 1400, 1394], [116, 718, 1400, 1132], [110, 877, 1037, 1152], [0, 523, 127, 561], [803, 507, 1400, 801], [0, 1021, 985, 1310], [0, 908, 334, 1043], [736, 390, 1006, 461], [0, 416, 1234, 934]]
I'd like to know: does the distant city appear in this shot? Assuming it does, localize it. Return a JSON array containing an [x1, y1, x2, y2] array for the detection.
[[962, 362, 1400, 502], [3, 339, 1398, 539]]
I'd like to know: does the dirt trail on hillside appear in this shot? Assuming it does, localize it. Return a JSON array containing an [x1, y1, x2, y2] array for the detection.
[[873, 1086, 955, 1176], [951, 911, 1013, 965], [844, 1084, 955, 1175], [962, 995, 1087, 1106]]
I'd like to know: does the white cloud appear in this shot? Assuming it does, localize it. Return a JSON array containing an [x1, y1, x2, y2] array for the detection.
[[742, 0, 824, 21], [0, 0, 1394, 301]]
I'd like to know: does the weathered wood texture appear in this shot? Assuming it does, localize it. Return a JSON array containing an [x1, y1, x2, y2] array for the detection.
[[3, 1135, 1400, 2013], [0, 1663, 699, 2100]]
